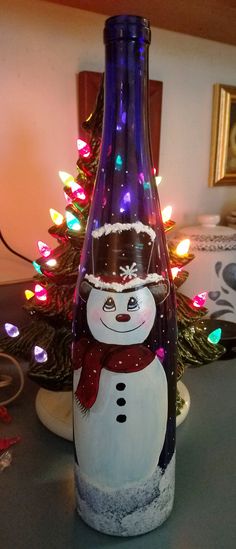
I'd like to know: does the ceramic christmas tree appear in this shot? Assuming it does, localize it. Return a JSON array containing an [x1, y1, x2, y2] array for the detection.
[[72, 15, 177, 536]]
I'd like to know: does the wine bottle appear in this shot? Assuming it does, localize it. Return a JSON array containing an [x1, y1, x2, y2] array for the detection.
[[72, 14, 177, 537]]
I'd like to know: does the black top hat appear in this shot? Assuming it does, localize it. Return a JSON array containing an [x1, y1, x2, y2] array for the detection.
[[85, 222, 164, 292]]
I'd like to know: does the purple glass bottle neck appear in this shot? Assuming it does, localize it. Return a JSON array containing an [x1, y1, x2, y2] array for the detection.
[[100, 38, 153, 174]]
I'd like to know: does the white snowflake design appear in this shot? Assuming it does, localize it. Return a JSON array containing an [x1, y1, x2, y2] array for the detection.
[[119, 262, 138, 280]]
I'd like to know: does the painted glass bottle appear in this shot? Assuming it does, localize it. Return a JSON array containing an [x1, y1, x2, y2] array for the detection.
[[72, 15, 177, 536]]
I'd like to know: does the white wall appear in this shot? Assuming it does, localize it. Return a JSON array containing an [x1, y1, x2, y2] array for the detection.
[[0, 0, 236, 282]]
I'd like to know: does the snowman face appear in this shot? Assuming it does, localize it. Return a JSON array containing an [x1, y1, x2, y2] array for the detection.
[[86, 286, 156, 345]]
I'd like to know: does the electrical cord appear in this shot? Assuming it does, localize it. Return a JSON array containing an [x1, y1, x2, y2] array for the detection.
[[0, 352, 24, 406], [0, 230, 32, 264]]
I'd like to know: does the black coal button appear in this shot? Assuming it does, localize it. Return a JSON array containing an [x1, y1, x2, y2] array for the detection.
[[117, 398, 126, 406], [116, 414, 127, 423], [116, 383, 126, 391]]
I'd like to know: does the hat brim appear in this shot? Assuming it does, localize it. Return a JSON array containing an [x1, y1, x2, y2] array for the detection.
[[85, 273, 164, 292]]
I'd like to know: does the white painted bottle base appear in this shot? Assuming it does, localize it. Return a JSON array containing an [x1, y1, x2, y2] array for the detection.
[[75, 453, 175, 537]]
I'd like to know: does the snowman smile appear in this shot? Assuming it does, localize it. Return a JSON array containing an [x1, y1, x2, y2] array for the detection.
[[100, 318, 145, 333]]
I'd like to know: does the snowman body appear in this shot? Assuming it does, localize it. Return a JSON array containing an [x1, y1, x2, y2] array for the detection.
[[74, 356, 167, 488], [73, 285, 168, 488]]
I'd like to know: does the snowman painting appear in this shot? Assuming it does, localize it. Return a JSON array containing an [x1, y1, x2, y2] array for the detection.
[[73, 222, 176, 536]]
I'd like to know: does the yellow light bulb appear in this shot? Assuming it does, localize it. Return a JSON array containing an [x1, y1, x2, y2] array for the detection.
[[25, 289, 34, 300], [155, 175, 162, 187], [58, 171, 74, 187], [46, 258, 57, 267], [49, 208, 64, 226], [176, 239, 191, 256], [171, 267, 180, 279], [161, 206, 172, 223]]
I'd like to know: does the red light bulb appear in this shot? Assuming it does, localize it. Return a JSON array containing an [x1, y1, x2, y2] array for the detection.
[[77, 139, 91, 158], [35, 284, 47, 302], [71, 182, 87, 201], [37, 240, 51, 258], [193, 291, 207, 308]]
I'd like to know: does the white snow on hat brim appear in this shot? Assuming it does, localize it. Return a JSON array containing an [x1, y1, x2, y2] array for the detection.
[[85, 273, 164, 292], [91, 222, 156, 242]]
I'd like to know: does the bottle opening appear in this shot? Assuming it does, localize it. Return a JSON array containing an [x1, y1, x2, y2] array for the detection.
[[104, 14, 151, 44]]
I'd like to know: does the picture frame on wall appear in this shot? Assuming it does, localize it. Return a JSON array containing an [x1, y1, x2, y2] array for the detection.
[[78, 71, 163, 173], [209, 83, 236, 186]]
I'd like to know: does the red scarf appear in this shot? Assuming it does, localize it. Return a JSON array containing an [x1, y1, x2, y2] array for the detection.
[[73, 337, 155, 411]]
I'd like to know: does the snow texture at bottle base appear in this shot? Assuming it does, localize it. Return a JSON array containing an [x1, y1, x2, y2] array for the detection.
[[75, 452, 175, 536]]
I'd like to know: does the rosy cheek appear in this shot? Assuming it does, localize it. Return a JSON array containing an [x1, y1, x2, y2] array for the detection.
[[101, 312, 116, 325], [89, 309, 101, 322], [138, 308, 152, 323]]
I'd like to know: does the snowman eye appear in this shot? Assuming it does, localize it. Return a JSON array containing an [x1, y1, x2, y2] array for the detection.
[[103, 297, 116, 312], [127, 297, 140, 311]]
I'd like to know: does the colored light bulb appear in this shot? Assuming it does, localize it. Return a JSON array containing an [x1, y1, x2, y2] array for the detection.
[[58, 171, 74, 187], [64, 191, 71, 204], [123, 192, 131, 203], [207, 328, 222, 345], [37, 240, 51, 258], [71, 182, 80, 192], [120, 191, 131, 212], [171, 267, 180, 280], [34, 346, 48, 363], [162, 206, 172, 223], [121, 111, 127, 123], [139, 172, 145, 183], [115, 154, 123, 170], [156, 347, 165, 360], [4, 323, 20, 338], [176, 239, 190, 256], [66, 211, 81, 231], [193, 291, 207, 308], [155, 175, 162, 187], [71, 182, 87, 201], [45, 258, 57, 267], [152, 167, 157, 176], [49, 208, 64, 226], [32, 261, 42, 275], [34, 284, 47, 301], [25, 289, 34, 300], [77, 139, 91, 158]]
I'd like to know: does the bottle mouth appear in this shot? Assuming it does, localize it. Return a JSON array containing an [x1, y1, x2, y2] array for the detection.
[[104, 15, 151, 44]]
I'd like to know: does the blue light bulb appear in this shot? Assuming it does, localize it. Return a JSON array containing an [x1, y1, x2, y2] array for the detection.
[[123, 192, 131, 203], [34, 345, 48, 363], [4, 323, 20, 338]]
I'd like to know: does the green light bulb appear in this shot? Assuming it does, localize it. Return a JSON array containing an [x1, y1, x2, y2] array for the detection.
[[115, 154, 123, 171], [32, 261, 42, 274], [207, 328, 222, 345], [66, 211, 81, 231]]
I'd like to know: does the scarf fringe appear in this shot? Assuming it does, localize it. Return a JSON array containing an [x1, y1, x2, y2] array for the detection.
[[75, 395, 89, 416]]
